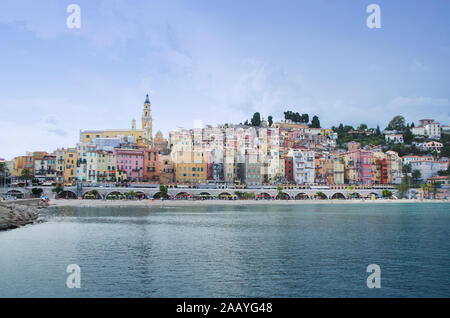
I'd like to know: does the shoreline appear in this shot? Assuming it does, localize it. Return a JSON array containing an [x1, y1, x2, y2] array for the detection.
[[48, 198, 450, 208]]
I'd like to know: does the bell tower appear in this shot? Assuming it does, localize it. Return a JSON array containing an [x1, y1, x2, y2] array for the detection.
[[142, 94, 153, 147]]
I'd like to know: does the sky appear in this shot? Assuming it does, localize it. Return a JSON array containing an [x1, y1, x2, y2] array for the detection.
[[0, 0, 449, 160]]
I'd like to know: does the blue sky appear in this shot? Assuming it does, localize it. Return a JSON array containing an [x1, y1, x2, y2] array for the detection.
[[0, 0, 449, 160]]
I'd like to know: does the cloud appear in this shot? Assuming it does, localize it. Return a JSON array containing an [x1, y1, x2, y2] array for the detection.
[[386, 96, 450, 123], [41, 114, 67, 136], [387, 96, 449, 110]]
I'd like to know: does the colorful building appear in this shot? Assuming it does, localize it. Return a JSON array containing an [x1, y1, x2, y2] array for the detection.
[[63, 148, 78, 185], [114, 145, 145, 182], [144, 150, 159, 182]]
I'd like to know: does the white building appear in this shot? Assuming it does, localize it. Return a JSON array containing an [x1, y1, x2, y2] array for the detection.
[[402, 155, 434, 166], [386, 151, 403, 184], [292, 148, 315, 184], [414, 119, 441, 139], [411, 126, 425, 137], [385, 133, 404, 144], [424, 121, 441, 139], [76, 143, 98, 183], [421, 141, 443, 153], [410, 160, 446, 181]]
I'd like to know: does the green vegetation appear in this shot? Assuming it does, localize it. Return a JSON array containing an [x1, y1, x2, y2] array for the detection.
[[382, 189, 393, 198], [0, 162, 10, 185], [52, 184, 64, 194], [268, 115, 273, 127], [438, 167, 450, 176], [333, 124, 385, 148], [311, 115, 321, 128], [159, 185, 168, 199], [251, 112, 261, 126], [386, 115, 406, 131], [276, 186, 285, 200], [315, 191, 327, 199], [234, 191, 256, 200], [403, 126, 413, 143], [20, 168, 33, 186], [412, 170, 422, 184], [440, 134, 450, 158], [398, 182, 410, 198], [283, 111, 309, 123], [31, 188, 43, 198]]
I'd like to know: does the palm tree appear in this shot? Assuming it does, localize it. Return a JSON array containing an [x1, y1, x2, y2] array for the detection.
[[21, 168, 33, 186], [412, 170, 421, 184], [276, 186, 285, 200], [159, 185, 168, 199]]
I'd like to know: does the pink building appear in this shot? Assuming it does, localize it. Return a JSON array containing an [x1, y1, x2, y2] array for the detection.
[[114, 146, 144, 182], [359, 150, 372, 185]]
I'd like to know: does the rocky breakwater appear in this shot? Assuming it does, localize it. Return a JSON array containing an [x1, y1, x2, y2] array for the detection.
[[0, 199, 47, 231]]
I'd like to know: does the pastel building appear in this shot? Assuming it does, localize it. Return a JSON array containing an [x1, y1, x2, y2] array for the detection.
[[76, 143, 98, 183], [63, 148, 78, 184], [114, 146, 145, 182], [333, 156, 345, 185], [34, 154, 56, 182], [315, 154, 334, 185], [12, 155, 33, 178], [144, 150, 159, 182], [292, 148, 315, 184]]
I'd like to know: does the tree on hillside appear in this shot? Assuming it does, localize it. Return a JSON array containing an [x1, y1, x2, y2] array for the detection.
[[310, 115, 321, 128], [375, 125, 381, 136], [301, 113, 309, 123], [268, 115, 273, 127], [344, 125, 354, 132], [403, 126, 413, 144], [386, 115, 406, 132], [283, 111, 309, 123], [251, 112, 261, 126], [358, 123, 368, 132]]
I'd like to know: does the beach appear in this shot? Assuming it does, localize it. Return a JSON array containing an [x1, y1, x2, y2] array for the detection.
[[48, 198, 449, 208]]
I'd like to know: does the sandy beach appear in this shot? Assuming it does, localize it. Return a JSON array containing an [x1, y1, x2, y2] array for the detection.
[[47, 198, 450, 208]]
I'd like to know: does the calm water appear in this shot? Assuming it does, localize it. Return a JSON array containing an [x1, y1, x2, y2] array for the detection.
[[0, 203, 449, 297]]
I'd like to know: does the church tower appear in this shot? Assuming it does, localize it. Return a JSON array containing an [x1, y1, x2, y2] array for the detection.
[[142, 93, 153, 147]]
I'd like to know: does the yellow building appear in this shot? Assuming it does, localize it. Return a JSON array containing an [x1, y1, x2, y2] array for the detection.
[[80, 94, 153, 147], [96, 151, 116, 182], [63, 148, 78, 185], [340, 153, 357, 184], [175, 150, 207, 184], [12, 155, 33, 178], [333, 156, 345, 185]]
